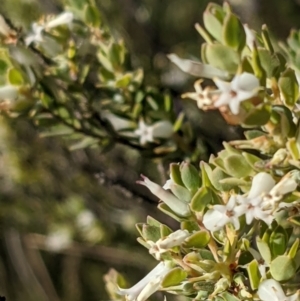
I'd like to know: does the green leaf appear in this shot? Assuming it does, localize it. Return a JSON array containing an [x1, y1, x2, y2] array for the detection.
[[184, 231, 210, 248], [146, 216, 162, 227], [180, 162, 201, 192], [221, 291, 241, 301], [205, 44, 239, 73], [269, 226, 288, 257], [224, 155, 252, 178], [0, 59, 8, 74], [142, 225, 160, 242], [242, 152, 261, 169], [222, 12, 246, 52], [7, 68, 24, 85], [191, 186, 212, 212], [243, 104, 271, 126], [181, 221, 199, 232], [258, 48, 280, 78], [210, 168, 234, 191], [115, 73, 132, 88], [278, 68, 299, 107], [157, 203, 184, 222], [247, 260, 260, 290], [270, 255, 297, 281], [161, 268, 187, 287], [170, 163, 184, 186], [170, 184, 193, 203], [203, 3, 225, 42], [256, 237, 271, 264], [160, 224, 173, 238], [84, 4, 101, 27], [252, 45, 266, 82], [288, 238, 299, 259]]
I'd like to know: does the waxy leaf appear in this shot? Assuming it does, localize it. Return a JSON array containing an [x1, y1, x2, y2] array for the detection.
[[270, 255, 296, 281], [247, 260, 260, 290], [222, 12, 246, 52], [161, 268, 187, 287], [184, 231, 210, 248], [278, 68, 299, 107]]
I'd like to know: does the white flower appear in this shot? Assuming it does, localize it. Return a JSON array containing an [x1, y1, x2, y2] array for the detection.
[[148, 230, 190, 260], [118, 261, 171, 301], [203, 195, 241, 231], [134, 119, 173, 145], [45, 12, 73, 29], [258, 279, 300, 301], [213, 72, 260, 115], [268, 173, 298, 203], [137, 175, 191, 217], [25, 12, 73, 46], [25, 23, 44, 45], [235, 173, 276, 225]]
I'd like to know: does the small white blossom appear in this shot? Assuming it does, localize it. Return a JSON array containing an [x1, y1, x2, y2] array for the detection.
[[118, 261, 171, 301], [46, 12, 73, 29], [268, 173, 298, 204], [137, 175, 191, 217], [148, 230, 190, 260], [134, 119, 173, 145], [25, 23, 44, 45], [25, 12, 73, 46], [213, 72, 260, 115], [235, 173, 276, 225], [258, 279, 300, 301], [203, 195, 241, 231]]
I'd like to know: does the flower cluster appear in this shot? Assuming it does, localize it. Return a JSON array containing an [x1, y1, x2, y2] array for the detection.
[[203, 172, 298, 231]]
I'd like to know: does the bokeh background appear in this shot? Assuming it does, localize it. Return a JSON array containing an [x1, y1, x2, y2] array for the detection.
[[0, 0, 300, 300]]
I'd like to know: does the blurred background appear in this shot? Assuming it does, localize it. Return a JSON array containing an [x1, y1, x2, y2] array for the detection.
[[0, 0, 300, 300]]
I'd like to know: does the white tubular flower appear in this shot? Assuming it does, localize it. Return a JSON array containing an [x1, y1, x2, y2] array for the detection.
[[163, 179, 173, 190], [46, 12, 73, 29], [25, 23, 44, 45], [134, 120, 173, 145], [203, 195, 240, 231], [157, 229, 189, 250], [148, 230, 190, 260], [268, 174, 298, 203], [258, 279, 300, 301], [235, 173, 276, 225], [137, 175, 191, 217], [213, 72, 260, 115], [118, 261, 171, 301], [25, 12, 73, 46]]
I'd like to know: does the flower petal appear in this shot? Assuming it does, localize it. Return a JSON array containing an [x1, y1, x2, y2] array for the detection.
[[214, 78, 231, 92], [203, 209, 225, 231], [258, 279, 286, 301], [248, 173, 275, 199]]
